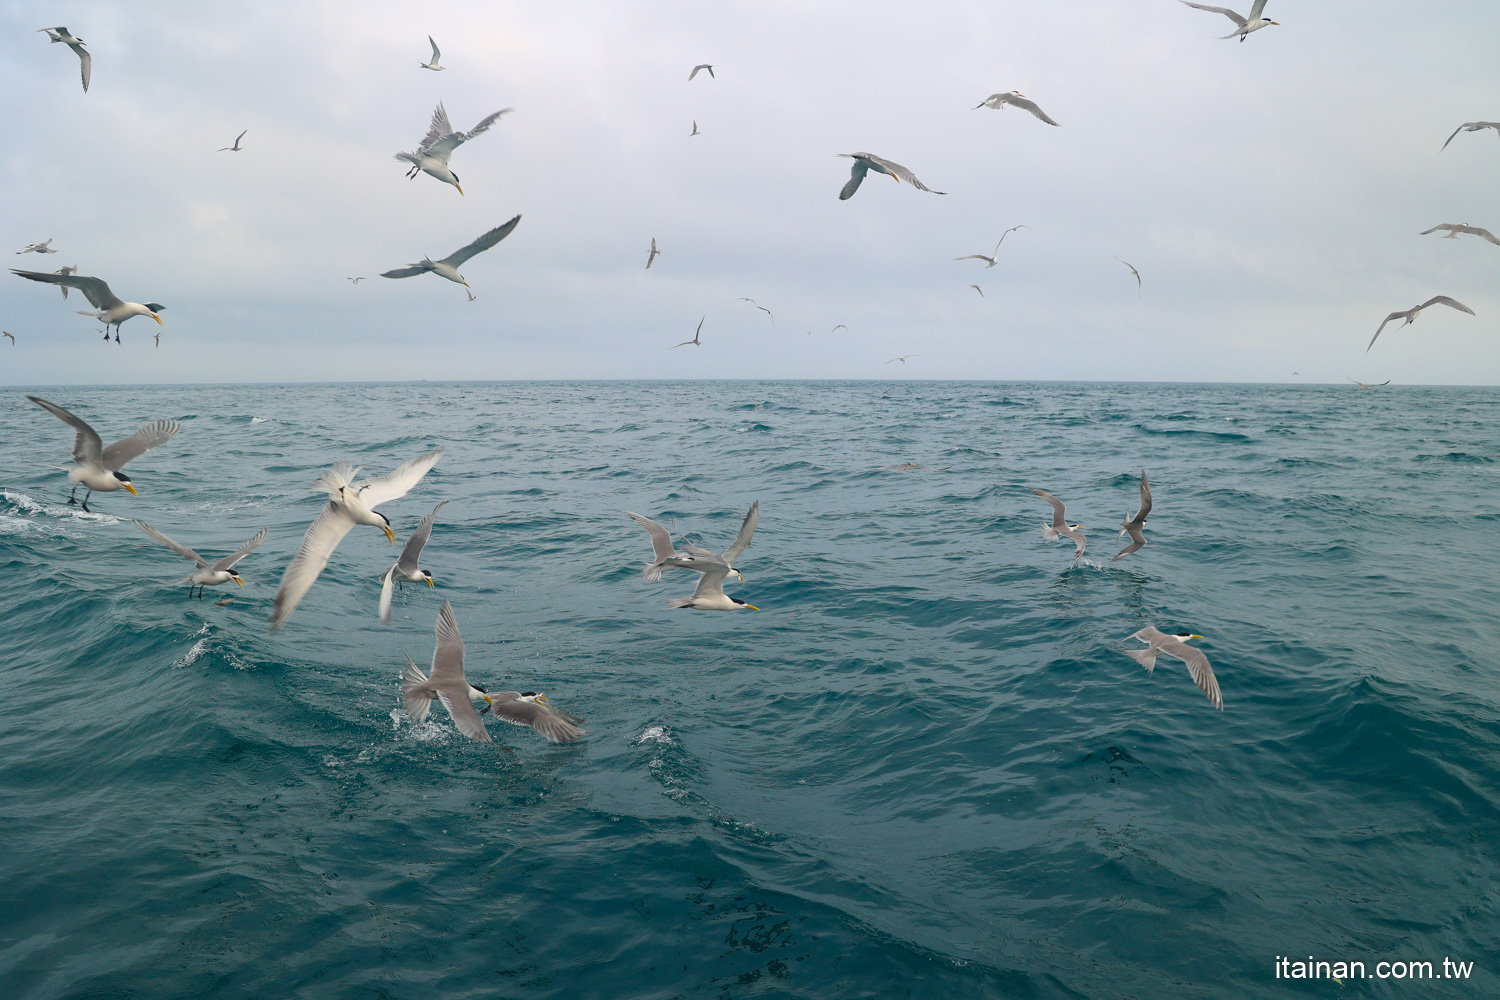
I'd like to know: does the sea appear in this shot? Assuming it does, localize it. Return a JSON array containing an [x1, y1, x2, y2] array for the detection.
[[1, 380, 1497, 999]]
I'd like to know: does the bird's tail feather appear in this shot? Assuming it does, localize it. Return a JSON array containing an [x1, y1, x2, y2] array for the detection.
[[399, 652, 429, 692], [315, 462, 359, 497], [665, 598, 693, 609], [1041, 526, 1060, 541], [643, 562, 665, 583], [393, 151, 420, 165]]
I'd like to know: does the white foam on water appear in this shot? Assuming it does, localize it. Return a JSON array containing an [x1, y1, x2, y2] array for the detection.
[[1, 489, 120, 524], [636, 725, 673, 745], [174, 638, 210, 668]]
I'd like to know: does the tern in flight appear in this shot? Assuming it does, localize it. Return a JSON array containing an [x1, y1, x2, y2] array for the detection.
[[12, 269, 164, 342], [972, 92, 1059, 125], [419, 36, 444, 71], [1031, 488, 1087, 560], [1112, 471, 1152, 563], [395, 102, 510, 195], [39, 27, 90, 92], [134, 522, 268, 600], [53, 264, 78, 297], [671, 316, 705, 349], [955, 225, 1030, 267], [380, 215, 520, 291], [645, 237, 659, 269], [27, 396, 179, 511], [970, 284, 984, 296], [3, 332, 13, 345], [402, 600, 584, 743], [269, 449, 443, 629], [737, 298, 774, 322], [1121, 628, 1222, 710], [689, 64, 714, 80], [630, 502, 757, 584], [1368, 296, 1474, 351], [1347, 377, 1391, 390], [837, 153, 946, 200], [347, 276, 365, 284], [218, 129, 246, 152], [690, 120, 700, 136], [1177, 1, 1279, 41], [1116, 257, 1142, 297], [154, 330, 162, 348], [1441, 122, 1500, 151], [17, 239, 55, 254], [830, 324, 848, 333], [886, 355, 917, 364], [379, 501, 446, 623], [655, 503, 761, 612], [1420, 223, 1500, 245]]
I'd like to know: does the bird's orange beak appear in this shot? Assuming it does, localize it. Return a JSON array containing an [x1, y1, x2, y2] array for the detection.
[[383, 526, 396, 544], [123, 483, 138, 495], [151, 314, 163, 325], [455, 184, 464, 196]]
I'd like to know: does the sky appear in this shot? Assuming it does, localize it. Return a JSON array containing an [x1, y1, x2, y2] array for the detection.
[[2, 0, 1499, 385]]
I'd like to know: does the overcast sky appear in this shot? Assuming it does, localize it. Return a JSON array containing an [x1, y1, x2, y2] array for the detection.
[[2, 1, 1499, 385]]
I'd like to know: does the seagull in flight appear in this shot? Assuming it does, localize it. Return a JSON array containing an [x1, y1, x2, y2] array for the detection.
[[1112, 471, 1151, 563], [52, 264, 78, 298], [972, 92, 1059, 125], [970, 285, 984, 296], [645, 238, 659, 269], [3, 332, 14, 345], [1441, 122, 1500, 151], [955, 225, 1030, 267], [838, 153, 946, 200], [12, 269, 164, 343], [1420, 223, 1500, 245], [1177, 1, 1279, 42], [39, 27, 90, 92], [380, 215, 521, 292], [830, 324, 848, 333], [218, 129, 246, 152], [1121, 628, 1222, 709], [886, 354, 917, 364], [690, 120, 700, 136], [736, 298, 774, 323], [395, 102, 511, 195], [18, 239, 55, 255], [1368, 296, 1474, 351], [419, 36, 444, 71], [1347, 377, 1391, 390], [671, 316, 705, 349], [1116, 257, 1142, 297], [689, 64, 714, 81]]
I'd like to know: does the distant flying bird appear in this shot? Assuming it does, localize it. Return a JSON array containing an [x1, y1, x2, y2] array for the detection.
[[395, 102, 511, 195], [53, 264, 78, 298], [955, 225, 1031, 267], [17, 239, 55, 255], [690, 120, 700, 136], [972, 91, 1059, 125], [970, 284, 984, 296], [1368, 296, 1474, 351], [379, 501, 446, 623], [218, 129, 246, 152], [347, 276, 365, 284], [736, 298, 774, 323], [1441, 122, 1500, 151], [830, 324, 848, 333], [380, 215, 521, 291], [1420, 223, 1500, 245], [3, 332, 13, 345], [26, 396, 180, 511], [1347, 377, 1391, 390], [154, 330, 162, 348], [134, 521, 268, 600], [1121, 628, 1222, 710], [886, 354, 917, 364], [1031, 488, 1086, 560], [688, 64, 714, 81], [671, 316, 705, 349], [39, 27, 90, 92], [837, 153, 946, 200], [465, 289, 477, 302], [1116, 257, 1142, 296], [269, 450, 444, 629], [1112, 471, 1152, 563], [1177, 0, 1279, 42], [419, 36, 444, 71], [645, 237, 659, 269], [12, 269, 164, 343]]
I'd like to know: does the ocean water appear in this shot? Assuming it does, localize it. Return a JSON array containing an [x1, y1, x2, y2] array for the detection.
[[1, 380, 1498, 999]]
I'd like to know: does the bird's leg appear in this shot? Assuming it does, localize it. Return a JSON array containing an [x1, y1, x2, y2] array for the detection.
[[114, 327, 120, 343], [67, 484, 79, 506], [102, 327, 110, 341], [80, 490, 92, 512]]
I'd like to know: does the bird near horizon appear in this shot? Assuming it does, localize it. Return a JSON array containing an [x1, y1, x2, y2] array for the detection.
[[1031, 488, 1087, 561], [955, 225, 1030, 267], [671, 317, 705, 349], [12, 269, 164, 343], [17, 239, 55, 255], [218, 129, 246, 152], [26, 396, 180, 512], [837, 153, 945, 200], [1441, 121, 1500, 151], [972, 92, 1059, 125], [688, 64, 714, 81], [1116, 257, 1142, 296], [380, 215, 521, 291], [419, 36, 444, 71], [39, 27, 90, 92], [1177, 0, 1279, 42], [1420, 223, 1500, 245], [1347, 377, 1391, 390], [1368, 296, 1474, 351], [1121, 628, 1222, 710], [645, 238, 659, 269], [395, 102, 510, 195], [886, 354, 917, 364]]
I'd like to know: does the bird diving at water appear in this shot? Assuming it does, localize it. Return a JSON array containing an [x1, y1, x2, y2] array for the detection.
[[26, 396, 180, 511], [1112, 471, 1151, 562], [134, 522, 268, 600]]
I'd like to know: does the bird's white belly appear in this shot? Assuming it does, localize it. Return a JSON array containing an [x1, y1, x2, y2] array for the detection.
[[190, 569, 233, 587], [71, 467, 122, 491]]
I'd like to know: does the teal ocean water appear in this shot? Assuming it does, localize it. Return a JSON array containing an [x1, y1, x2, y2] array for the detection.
[[2, 381, 1498, 998]]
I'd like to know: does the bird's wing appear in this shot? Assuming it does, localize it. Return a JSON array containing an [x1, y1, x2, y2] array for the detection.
[[1135, 471, 1152, 521], [838, 159, 869, 200], [428, 599, 467, 685], [102, 419, 180, 469], [722, 501, 759, 564], [688, 65, 703, 80], [12, 270, 122, 311], [954, 255, 993, 263], [1178, 0, 1247, 26], [493, 699, 584, 742], [441, 216, 521, 268], [397, 500, 446, 573], [134, 520, 208, 569], [1030, 488, 1068, 529], [357, 449, 443, 508], [269, 501, 356, 628], [973, 93, 1004, 109], [1111, 534, 1145, 562], [690, 565, 732, 600], [1418, 224, 1453, 235], [1009, 95, 1060, 126], [212, 526, 268, 572], [428, 36, 441, 62], [463, 108, 511, 141], [862, 154, 944, 194], [1374, 380, 1391, 386], [1419, 295, 1475, 316], [1466, 226, 1500, 245], [1115, 258, 1141, 286], [437, 689, 494, 742], [1248, 0, 1270, 19], [628, 512, 676, 561], [72, 43, 90, 92], [1368, 313, 1404, 350], [1166, 642, 1223, 710], [379, 565, 397, 624], [380, 265, 428, 279], [400, 652, 434, 724], [27, 395, 104, 467], [1132, 626, 1169, 644], [417, 102, 454, 153], [1441, 125, 1466, 150]]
